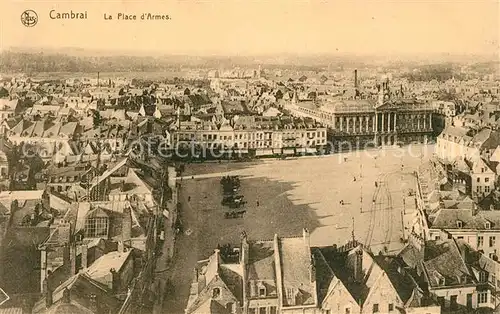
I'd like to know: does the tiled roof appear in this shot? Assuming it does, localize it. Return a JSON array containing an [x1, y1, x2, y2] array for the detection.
[[279, 237, 315, 306], [423, 239, 473, 288]]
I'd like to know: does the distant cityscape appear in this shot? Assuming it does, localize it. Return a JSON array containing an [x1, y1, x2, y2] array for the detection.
[[0, 47, 499, 314]]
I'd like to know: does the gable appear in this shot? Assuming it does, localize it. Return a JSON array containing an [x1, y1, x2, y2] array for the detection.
[[187, 276, 238, 314], [363, 273, 403, 311], [321, 277, 359, 311]]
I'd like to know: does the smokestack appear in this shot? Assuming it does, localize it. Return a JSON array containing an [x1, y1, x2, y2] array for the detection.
[[43, 278, 53, 307], [354, 69, 358, 89], [81, 244, 88, 269], [353, 250, 363, 282], [110, 268, 120, 293], [97, 72, 100, 88]]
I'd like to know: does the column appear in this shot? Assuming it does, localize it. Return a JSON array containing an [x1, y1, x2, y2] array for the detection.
[[417, 114, 421, 130], [387, 112, 392, 133], [373, 114, 377, 132], [381, 113, 385, 133], [340, 117, 343, 132], [393, 112, 397, 132], [365, 116, 369, 133], [429, 113, 432, 130]]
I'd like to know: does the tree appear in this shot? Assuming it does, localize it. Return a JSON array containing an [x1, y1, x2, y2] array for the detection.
[[275, 90, 284, 100]]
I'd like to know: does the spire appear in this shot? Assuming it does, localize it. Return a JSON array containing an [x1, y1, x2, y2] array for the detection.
[[153, 106, 162, 119], [139, 104, 146, 116]]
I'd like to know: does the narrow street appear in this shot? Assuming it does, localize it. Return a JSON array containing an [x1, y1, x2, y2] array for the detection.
[[153, 184, 200, 314]]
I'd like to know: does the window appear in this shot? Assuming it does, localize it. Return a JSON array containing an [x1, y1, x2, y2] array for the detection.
[[457, 221, 463, 228], [478, 178, 481, 182], [486, 222, 491, 229], [478, 291, 488, 304], [373, 304, 379, 313], [479, 236, 484, 247], [84, 217, 109, 238], [212, 288, 220, 298], [486, 186, 491, 193], [345, 308, 350, 314], [259, 287, 266, 297], [225, 302, 234, 313], [389, 304, 394, 312], [490, 236, 496, 247], [457, 236, 464, 240], [486, 177, 490, 182], [259, 308, 266, 314], [438, 296, 445, 308], [480, 271, 488, 282], [270, 307, 276, 314], [248, 309, 256, 314], [450, 295, 458, 310]]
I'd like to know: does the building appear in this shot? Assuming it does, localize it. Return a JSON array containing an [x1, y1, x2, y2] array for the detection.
[[399, 234, 479, 312], [436, 126, 500, 162], [171, 117, 327, 157], [286, 73, 435, 149], [185, 231, 438, 314]]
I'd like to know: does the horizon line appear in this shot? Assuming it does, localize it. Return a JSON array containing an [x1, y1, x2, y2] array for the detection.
[[2, 46, 499, 60]]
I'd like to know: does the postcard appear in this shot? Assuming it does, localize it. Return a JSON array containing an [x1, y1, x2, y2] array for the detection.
[[0, 1, 499, 313]]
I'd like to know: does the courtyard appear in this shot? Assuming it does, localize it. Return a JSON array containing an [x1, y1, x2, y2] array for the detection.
[[160, 144, 434, 313]]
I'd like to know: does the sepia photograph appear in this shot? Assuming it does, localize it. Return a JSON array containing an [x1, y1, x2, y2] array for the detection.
[[0, 1, 499, 313]]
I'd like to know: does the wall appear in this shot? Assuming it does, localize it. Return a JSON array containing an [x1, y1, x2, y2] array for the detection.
[[362, 273, 403, 314], [321, 278, 360, 314], [431, 286, 476, 310]]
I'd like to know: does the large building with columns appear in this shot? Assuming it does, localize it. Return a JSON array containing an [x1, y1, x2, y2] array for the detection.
[[286, 78, 435, 150]]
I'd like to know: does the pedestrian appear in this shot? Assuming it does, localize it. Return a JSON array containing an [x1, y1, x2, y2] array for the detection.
[[192, 176, 194, 179], [353, 177, 356, 182], [256, 200, 260, 207], [188, 196, 191, 202], [375, 181, 378, 187]]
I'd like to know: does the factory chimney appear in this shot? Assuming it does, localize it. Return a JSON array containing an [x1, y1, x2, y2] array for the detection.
[[354, 69, 358, 89]]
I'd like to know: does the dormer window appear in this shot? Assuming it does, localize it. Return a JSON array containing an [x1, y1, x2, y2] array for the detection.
[[485, 221, 491, 229], [259, 286, 266, 297], [457, 220, 463, 228], [212, 288, 221, 299]]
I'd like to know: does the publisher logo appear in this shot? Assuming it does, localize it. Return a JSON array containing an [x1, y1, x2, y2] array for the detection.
[[21, 10, 38, 27]]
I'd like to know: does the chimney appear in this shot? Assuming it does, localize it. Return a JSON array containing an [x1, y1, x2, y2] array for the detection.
[[43, 278, 53, 307], [303, 228, 310, 249], [110, 268, 120, 293], [63, 243, 70, 267], [89, 294, 98, 313], [309, 254, 316, 283], [122, 207, 132, 242], [70, 243, 76, 276], [353, 250, 363, 282], [213, 249, 220, 268], [62, 288, 70, 303], [240, 231, 249, 266], [81, 244, 88, 269], [118, 241, 124, 253], [354, 69, 358, 89]]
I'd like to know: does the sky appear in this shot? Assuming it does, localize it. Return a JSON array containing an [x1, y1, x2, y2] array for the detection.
[[0, 0, 499, 57]]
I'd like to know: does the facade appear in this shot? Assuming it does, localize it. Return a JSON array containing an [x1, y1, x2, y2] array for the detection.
[[286, 77, 435, 149], [186, 231, 435, 314], [171, 118, 327, 156]]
